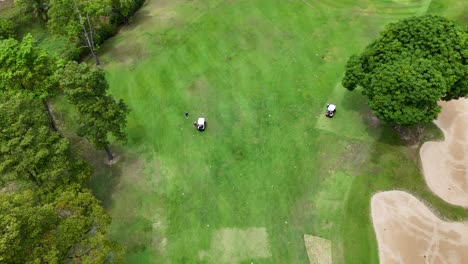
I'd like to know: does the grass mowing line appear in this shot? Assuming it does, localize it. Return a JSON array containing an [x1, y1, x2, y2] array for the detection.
[[306, 0, 433, 16], [315, 83, 382, 142], [92, 0, 468, 263]]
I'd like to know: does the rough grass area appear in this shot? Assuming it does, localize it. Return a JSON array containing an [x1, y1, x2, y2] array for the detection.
[[45, 0, 468, 263], [0, 0, 14, 14], [304, 235, 332, 264], [199, 228, 271, 263]]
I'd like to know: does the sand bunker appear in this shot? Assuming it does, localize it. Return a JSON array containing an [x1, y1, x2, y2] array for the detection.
[[372, 191, 468, 264], [304, 235, 332, 264], [199, 227, 271, 263], [420, 99, 468, 207]]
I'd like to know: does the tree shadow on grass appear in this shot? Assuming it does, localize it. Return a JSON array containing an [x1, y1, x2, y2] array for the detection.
[[52, 97, 158, 257], [339, 89, 396, 144], [342, 125, 468, 264], [67, 136, 127, 209], [339, 89, 442, 148]]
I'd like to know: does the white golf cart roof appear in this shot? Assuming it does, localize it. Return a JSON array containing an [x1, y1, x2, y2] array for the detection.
[[327, 104, 336, 111], [197, 118, 205, 125]]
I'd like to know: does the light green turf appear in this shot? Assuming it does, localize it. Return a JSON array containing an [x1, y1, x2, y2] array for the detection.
[[83, 0, 468, 263]]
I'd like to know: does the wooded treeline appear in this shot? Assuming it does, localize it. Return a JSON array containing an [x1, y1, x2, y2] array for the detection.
[[1, 0, 146, 62], [0, 0, 141, 262]]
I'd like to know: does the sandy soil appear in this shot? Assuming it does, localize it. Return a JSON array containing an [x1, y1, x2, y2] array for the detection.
[[372, 191, 468, 264], [420, 99, 468, 207], [304, 235, 332, 264]]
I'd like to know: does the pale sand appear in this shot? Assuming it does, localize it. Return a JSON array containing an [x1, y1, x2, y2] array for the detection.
[[420, 99, 468, 207], [371, 191, 468, 264], [304, 235, 332, 264]]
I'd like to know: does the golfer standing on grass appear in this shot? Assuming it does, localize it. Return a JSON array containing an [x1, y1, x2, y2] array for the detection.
[[185, 112, 189, 119]]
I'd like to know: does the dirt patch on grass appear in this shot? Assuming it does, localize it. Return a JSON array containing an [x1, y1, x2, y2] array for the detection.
[[0, 0, 13, 13], [187, 78, 210, 99], [321, 48, 338, 63], [371, 191, 468, 264], [420, 99, 468, 207], [304, 235, 332, 264], [199, 227, 271, 263]]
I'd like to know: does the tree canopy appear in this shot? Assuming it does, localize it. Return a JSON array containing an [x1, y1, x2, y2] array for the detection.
[[0, 34, 59, 99], [0, 190, 56, 263], [342, 15, 468, 125], [0, 0, 135, 261], [0, 94, 89, 194], [0, 187, 123, 263], [48, 0, 113, 64], [0, 95, 123, 263], [58, 61, 129, 160]]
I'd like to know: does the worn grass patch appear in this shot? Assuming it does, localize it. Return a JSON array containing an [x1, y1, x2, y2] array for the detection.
[[199, 227, 271, 263], [0, 0, 13, 15], [304, 235, 332, 264]]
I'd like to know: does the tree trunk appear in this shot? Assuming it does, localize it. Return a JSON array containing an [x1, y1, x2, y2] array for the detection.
[[43, 9, 49, 22], [90, 49, 100, 65], [85, 13, 100, 65], [104, 145, 113, 161], [73, 0, 100, 65], [43, 99, 57, 131]]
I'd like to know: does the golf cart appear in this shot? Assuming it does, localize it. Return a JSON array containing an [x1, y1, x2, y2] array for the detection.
[[325, 104, 336, 118], [194, 117, 206, 131]]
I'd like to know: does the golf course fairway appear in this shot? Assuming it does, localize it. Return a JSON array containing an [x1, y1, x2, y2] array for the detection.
[[79, 0, 468, 262]]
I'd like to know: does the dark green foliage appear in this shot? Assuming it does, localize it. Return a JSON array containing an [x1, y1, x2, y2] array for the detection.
[[342, 55, 364, 90], [342, 15, 468, 125], [58, 61, 129, 156], [0, 94, 124, 263], [0, 190, 56, 263], [111, 0, 146, 24], [0, 1, 133, 261], [0, 34, 60, 129], [0, 94, 89, 193], [48, 0, 144, 64], [0, 187, 123, 264], [0, 18, 16, 39], [0, 34, 59, 99], [14, 0, 50, 22], [51, 186, 124, 263]]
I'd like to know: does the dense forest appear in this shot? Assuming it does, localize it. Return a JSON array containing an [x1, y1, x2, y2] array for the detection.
[[0, 0, 144, 262]]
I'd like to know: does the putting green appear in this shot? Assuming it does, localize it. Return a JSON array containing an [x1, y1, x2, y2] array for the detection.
[[89, 0, 468, 263]]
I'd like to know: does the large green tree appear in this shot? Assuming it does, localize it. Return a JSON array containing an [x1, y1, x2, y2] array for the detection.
[[0, 94, 123, 262], [50, 186, 123, 263], [0, 187, 123, 263], [58, 61, 129, 161], [342, 15, 468, 125], [0, 190, 56, 263], [0, 94, 89, 193], [48, 0, 112, 65], [0, 34, 59, 130]]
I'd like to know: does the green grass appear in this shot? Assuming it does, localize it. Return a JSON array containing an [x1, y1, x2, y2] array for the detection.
[[50, 0, 468, 263]]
